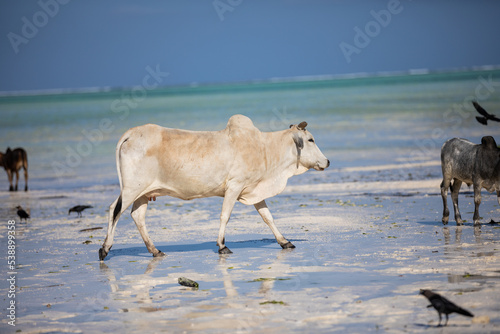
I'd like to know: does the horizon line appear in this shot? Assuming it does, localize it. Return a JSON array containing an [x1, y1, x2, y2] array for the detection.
[[1, 64, 499, 98]]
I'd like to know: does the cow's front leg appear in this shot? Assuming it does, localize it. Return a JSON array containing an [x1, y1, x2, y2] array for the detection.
[[254, 200, 294, 249], [131, 196, 164, 257], [473, 183, 482, 225], [217, 188, 241, 254]]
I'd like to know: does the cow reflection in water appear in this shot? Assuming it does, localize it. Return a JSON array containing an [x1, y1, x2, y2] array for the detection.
[[442, 225, 482, 246], [99, 258, 168, 311], [99, 249, 293, 320]]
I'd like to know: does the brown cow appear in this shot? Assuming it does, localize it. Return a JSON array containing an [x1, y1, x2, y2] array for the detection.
[[0, 148, 28, 191]]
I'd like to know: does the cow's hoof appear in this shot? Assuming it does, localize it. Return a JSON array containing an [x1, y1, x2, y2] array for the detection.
[[218, 246, 233, 254], [9, 186, 13, 192], [99, 248, 108, 261], [281, 241, 295, 249], [153, 251, 166, 257]]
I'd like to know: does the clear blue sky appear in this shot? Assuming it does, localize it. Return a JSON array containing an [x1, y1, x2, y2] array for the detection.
[[1, 0, 499, 92]]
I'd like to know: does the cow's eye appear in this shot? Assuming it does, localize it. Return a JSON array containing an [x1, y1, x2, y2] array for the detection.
[[308, 138, 314, 143]]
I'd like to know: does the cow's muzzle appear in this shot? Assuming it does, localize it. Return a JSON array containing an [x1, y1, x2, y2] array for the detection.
[[315, 159, 330, 171]]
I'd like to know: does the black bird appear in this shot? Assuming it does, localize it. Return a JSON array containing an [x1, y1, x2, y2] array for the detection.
[[16, 205, 30, 221], [69, 205, 93, 217], [472, 101, 500, 126], [420, 289, 474, 326]]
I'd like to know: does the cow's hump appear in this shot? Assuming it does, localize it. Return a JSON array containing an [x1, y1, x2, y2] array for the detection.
[[226, 114, 255, 130], [224, 115, 267, 189], [225, 114, 261, 143]]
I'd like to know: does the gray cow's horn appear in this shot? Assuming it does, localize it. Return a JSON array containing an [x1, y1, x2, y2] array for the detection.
[[297, 121, 307, 130]]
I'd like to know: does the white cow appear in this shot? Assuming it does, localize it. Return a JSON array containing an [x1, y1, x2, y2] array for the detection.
[[99, 114, 329, 260]]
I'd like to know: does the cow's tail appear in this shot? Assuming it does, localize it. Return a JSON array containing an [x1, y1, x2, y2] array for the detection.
[[112, 134, 129, 223], [113, 195, 122, 223], [115, 135, 130, 190]]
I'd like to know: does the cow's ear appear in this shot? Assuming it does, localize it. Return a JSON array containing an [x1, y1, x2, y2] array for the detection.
[[297, 122, 308, 131], [292, 132, 303, 168], [481, 136, 497, 149], [293, 132, 304, 150]]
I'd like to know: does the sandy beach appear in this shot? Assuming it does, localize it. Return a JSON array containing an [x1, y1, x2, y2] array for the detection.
[[1, 159, 499, 333]]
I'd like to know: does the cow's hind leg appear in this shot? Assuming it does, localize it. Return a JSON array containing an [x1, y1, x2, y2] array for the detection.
[[6, 170, 13, 191], [131, 196, 164, 257], [451, 179, 464, 225], [99, 190, 141, 260], [14, 170, 19, 191], [23, 165, 28, 191], [473, 183, 482, 225], [440, 179, 450, 225], [100, 196, 122, 260], [255, 200, 295, 249]]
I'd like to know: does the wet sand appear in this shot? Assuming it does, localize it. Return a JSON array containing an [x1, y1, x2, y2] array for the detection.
[[1, 161, 500, 333]]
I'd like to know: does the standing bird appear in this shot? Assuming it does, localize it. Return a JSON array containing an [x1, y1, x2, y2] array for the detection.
[[16, 205, 30, 221], [420, 289, 474, 326], [68, 205, 93, 217], [472, 101, 500, 125]]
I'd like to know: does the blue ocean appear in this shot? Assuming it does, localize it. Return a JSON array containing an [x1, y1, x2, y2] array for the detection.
[[1, 69, 500, 192]]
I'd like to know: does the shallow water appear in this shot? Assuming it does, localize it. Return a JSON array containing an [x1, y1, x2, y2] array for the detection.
[[1, 70, 500, 191]]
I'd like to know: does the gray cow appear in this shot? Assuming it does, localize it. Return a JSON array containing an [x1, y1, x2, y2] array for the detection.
[[440, 136, 500, 225]]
